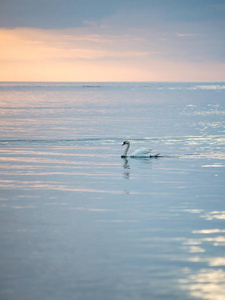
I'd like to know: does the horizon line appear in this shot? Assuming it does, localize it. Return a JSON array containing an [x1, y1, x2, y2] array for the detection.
[[0, 80, 225, 83]]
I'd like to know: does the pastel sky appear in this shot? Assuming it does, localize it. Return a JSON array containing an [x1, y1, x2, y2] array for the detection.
[[0, 0, 225, 81]]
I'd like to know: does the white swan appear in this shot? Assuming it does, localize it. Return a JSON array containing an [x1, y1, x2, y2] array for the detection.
[[121, 141, 160, 158]]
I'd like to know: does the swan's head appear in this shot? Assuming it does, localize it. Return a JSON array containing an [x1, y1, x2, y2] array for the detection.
[[122, 141, 130, 146]]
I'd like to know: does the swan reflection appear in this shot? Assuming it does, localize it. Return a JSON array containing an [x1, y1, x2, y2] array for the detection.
[[121, 156, 155, 179], [122, 157, 130, 169], [122, 157, 130, 179]]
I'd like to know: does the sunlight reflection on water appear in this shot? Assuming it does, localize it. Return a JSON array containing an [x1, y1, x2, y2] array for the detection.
[[177, 208, 225, 300], [0, 82, 225, 300]]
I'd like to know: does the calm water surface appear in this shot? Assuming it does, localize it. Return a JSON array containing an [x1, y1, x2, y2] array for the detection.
[[0, 82, 225, 300]]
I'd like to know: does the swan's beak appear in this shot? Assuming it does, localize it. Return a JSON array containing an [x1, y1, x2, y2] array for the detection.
[[122, 142, 125, 146]]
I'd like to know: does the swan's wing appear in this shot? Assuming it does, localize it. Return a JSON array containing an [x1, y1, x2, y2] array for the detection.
[[130, 147, 152, 157]]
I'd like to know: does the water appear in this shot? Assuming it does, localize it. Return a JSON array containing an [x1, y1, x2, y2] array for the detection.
[[0, 82, 225, 300]]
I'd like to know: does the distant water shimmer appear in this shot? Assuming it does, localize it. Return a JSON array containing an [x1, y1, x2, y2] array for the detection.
[[0, 82, 225, 300]]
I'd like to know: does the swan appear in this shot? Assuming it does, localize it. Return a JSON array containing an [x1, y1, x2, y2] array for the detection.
[[121, 141, 160, 158]]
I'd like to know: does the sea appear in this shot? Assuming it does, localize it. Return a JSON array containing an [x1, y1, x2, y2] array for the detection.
[[0, 82, 225, 300]]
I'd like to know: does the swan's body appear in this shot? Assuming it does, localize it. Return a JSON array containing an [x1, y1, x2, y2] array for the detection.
[[121, 141, 160, 158]]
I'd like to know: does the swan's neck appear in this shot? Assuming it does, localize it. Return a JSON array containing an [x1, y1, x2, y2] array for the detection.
[[123, 143, 130, 157]]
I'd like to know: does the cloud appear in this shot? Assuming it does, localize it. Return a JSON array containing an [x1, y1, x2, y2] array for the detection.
[[176, 33, 202, 38], [0, 28, 150, 62], [0, 27, 157, 81], [1, 0, 225, 30], [0, 0, 117, 29], [1, 27, 225, 81], [0, 0, 225, 81]]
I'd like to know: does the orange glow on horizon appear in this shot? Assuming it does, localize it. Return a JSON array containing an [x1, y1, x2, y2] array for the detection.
[[0, 28, 225, 82]]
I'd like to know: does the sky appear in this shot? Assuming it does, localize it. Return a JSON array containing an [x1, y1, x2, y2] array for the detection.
[[0, 0, 225, 82]]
